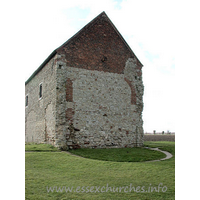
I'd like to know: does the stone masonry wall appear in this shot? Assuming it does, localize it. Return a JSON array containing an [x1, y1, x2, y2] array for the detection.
[[25, 56, 57, 144], [54, 54, 144, 149]]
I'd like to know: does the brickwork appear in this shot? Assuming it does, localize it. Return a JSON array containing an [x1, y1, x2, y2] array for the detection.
[[66, 78, 73, 102], [124, 77, 137, 105], [66, 108, 74, 123], [57, 13, 142, 74]]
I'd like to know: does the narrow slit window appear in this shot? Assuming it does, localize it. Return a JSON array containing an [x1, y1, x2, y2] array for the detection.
[[39, 84, 42, 98], [25, 95, 28, 107]]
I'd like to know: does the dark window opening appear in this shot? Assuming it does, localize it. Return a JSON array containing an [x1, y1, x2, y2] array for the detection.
[[101, 56, 107, 62], [39, 84, 42, 98], [25, 95, 28, 107]]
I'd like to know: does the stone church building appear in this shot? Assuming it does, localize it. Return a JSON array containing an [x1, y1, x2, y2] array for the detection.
[[25, 12, 144, 149]]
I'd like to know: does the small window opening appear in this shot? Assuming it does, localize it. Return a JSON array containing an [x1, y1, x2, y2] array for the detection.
[[25, 95, 28, 107], [101, 56, 107, 62], [39, 84, 42, 98]]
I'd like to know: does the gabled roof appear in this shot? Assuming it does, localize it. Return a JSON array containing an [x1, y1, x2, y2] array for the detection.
[[25, 11, 142, 85]]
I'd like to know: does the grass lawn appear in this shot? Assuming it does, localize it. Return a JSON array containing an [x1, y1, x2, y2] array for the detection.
[[69, 147, 166, 162], [25, 143, 60, 152], [25, 141, 175, 200]]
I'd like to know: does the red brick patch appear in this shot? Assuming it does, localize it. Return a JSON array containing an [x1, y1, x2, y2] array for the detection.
[[124, 77, 136, 105], [66, 78, 73, 102], [66, 108, 74, 123]]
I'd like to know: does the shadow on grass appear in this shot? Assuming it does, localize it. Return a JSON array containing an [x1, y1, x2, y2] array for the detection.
[[68, 147, 166, 162]]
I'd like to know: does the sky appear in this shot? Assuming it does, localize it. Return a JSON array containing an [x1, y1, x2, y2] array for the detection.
[[2, 0, 200, 133]]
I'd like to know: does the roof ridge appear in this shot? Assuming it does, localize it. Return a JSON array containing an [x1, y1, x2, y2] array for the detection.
[[56, 11, 107, 52]]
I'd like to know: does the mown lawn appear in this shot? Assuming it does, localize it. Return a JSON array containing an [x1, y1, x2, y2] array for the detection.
[[25, 142, 175, 200], [69, 147, 166, 162], [25, 143, 60, 152]]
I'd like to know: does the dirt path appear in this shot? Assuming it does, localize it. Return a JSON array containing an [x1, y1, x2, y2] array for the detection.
[[144, 147, 173, 162]]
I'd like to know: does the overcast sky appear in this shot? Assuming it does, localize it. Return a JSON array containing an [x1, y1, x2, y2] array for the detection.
[[2, 0, 200, 133]]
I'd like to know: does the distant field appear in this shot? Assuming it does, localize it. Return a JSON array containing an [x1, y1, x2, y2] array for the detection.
[[144, 135, 175, 142]]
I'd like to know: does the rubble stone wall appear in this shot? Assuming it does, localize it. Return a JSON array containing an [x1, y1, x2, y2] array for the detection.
[[54, 56, 144, 149], [25, 56, 57, 144]]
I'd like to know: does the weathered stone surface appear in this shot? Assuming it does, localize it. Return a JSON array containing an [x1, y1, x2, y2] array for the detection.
[[25, 56, 57, 144], [53, 59, 144, 148]]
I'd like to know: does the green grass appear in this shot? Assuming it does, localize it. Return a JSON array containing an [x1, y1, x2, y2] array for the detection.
[[69, 147, 166, 162], [25, 142, 175, 200], [25, 143, 60, 152]]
